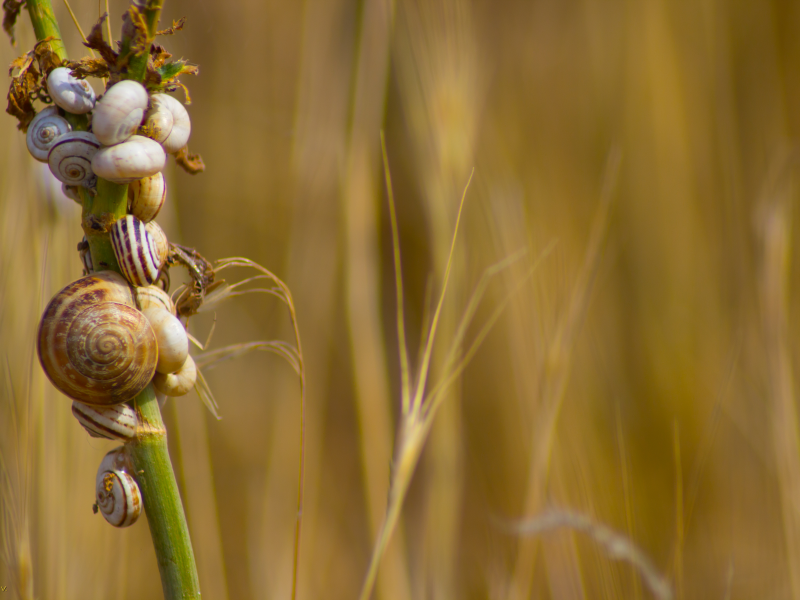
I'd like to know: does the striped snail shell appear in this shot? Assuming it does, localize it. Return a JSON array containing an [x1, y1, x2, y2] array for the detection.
[[37, 271, 158, 406], [92, 80, 149, 146], [95, 447, 141, 527], [111, 215, 169, 287], [91, 135, 166, 184], [47, 131, 100, 187], [142, 305, 188, 374], [145, 221, 169, 265], [142, 94, 191, 153], [128, 172, 166, 223], [72, 401, 137, 440], [26, 107, 72, 162], [47, 67, 95, 114], [135, 284, 175, 314], [153, 354, 196, 396]]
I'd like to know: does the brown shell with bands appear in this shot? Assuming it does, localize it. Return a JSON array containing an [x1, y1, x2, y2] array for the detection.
[[37, 271, 158, 406]]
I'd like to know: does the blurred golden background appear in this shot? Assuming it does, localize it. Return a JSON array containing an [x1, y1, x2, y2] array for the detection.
[[3, 0, 800, 598]]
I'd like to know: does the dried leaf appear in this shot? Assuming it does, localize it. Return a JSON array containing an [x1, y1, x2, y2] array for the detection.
[[83, 15, 118, 67], [2, 0, 24, 45], [64, 57, 109, 80], [175, 146, 205, 174], [4, 41, 60, 131], [117, 5, 148, 70], [33, 38, 61, 73], [156, 17, 185, 37]]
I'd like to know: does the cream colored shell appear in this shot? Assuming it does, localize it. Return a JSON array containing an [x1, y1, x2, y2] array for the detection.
[[128, 172, 166, 222], [47, 67, 95, 114], [27, 107, 72, 162], [142, 306, 189, 374], [153, 355, 196, 396], [92, 80, 149, 146], [91, 135, 166, 184]]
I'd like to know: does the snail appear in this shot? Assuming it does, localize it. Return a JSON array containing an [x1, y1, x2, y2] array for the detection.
[[47, 131, 100, 187], [72, 401, 138, 440], [135, 284, 175, 314], [111, 215, 169, 287], [77, 236, 93, 274], [141, 94, 191, 154], [145, 221, 169, 266], [46, 67, 95, 114], [142, 305, 188, 374], [128, 172, 166, 223], [95, 447, 141, 527], [62, 183, 82, 204], [91, 135, 166, 184], [153, 355, 196, 397], [26, 107, 72, 162], [37, 271, 158, 406], [92, 80, 149, 146]]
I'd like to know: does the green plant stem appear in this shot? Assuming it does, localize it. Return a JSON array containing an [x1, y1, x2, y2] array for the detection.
[[25, 0, 201, 598]]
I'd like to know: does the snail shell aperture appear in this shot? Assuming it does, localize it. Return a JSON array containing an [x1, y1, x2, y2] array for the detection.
[[37, 271, 158, 406]]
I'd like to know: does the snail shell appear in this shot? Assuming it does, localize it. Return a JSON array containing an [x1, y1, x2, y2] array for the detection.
[[47, 131, 100, 187], [91, 135, 166, 184], [72, 401, 137, 440], [47, 67, 95, 114], [128, 172, 166, 223], [27, 107, 72, 162], [144, 94, 191, 153], [92, 80, 149, 146], [153, 354, 196, 396], [142, 306, 188, 374], [145, 221, 169, 266], [37, 271, 158, 406], [77, 236, 93, 274], [135, 284, 175, 314], [96, 448, 141, 527], [111, 215, 168, 287], [62, 183, 82, 204]]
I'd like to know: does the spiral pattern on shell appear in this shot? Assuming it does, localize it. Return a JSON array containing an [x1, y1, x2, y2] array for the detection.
[[96, 470, 141, 527], [47, 67, 96, 114], [26, 107, 72, 162], [72, 401, 138, 440], [92, 80, 149, 146], [47, 131, 100, 187], [37, 271, 158, 406]]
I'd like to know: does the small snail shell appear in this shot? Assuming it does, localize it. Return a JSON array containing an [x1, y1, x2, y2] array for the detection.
[[47, 131, 100, 187], [47, 67, 95, 114], [62, 183, 82, 204], [77, 236, 93, 274], [72, 401, 137, 440], [153, 354, 196, 396], [37, 271, 158, 406], [142, 306, 188, 374], [135, 284, 175, 314], [91, 135, 166, 184], [128, 172, 166, 223], [111, 215, 168, 287], [95, 448, 141, 528], [27, 107, 72, 162], [92, 80, 149, 146], [145, 94, 191, 153]]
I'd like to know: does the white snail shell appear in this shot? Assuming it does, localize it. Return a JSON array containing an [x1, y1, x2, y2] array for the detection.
[[128, 172, 166, 223], [27, 107, 72, 162], [62, 183, 82, 204], [37, 271, 158, 406], [142, 306, 188, 374], [145, 94, 191, 153], [153, 354, 196, 396], [92, 80, 149, 146], [96, 448, 141, 527], [135, 285, 175, 314], [111, 215, 168, 287], [91, 135, 166, 184], [47, 131, 100, 187], [72, 401, 137, 440], [47, 67, 95, 114]]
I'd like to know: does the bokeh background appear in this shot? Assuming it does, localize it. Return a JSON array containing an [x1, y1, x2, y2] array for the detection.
[[3, 0, 800, 598]]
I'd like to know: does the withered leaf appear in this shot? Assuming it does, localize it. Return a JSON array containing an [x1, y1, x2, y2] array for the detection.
[[84, 15, 118, 67], [156, 17, 186, 37], [65, 57, 109, 80], [2, 0, 24, 45], [175, 146, 205, 174], [117, 5, 148, 70], [33, 38, 62, 73]]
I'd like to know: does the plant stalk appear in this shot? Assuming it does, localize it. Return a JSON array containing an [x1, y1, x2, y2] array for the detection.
[[25, 0, 201, 597]]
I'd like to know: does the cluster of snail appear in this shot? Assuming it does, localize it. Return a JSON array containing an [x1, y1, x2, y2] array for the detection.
[[31, 68, 197, 528]]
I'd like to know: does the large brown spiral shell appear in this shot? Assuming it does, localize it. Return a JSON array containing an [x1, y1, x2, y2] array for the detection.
[[37, 272, 158, 406]]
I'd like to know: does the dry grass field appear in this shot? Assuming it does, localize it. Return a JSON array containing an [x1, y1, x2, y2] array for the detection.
[[3, 0, 800, 598]]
